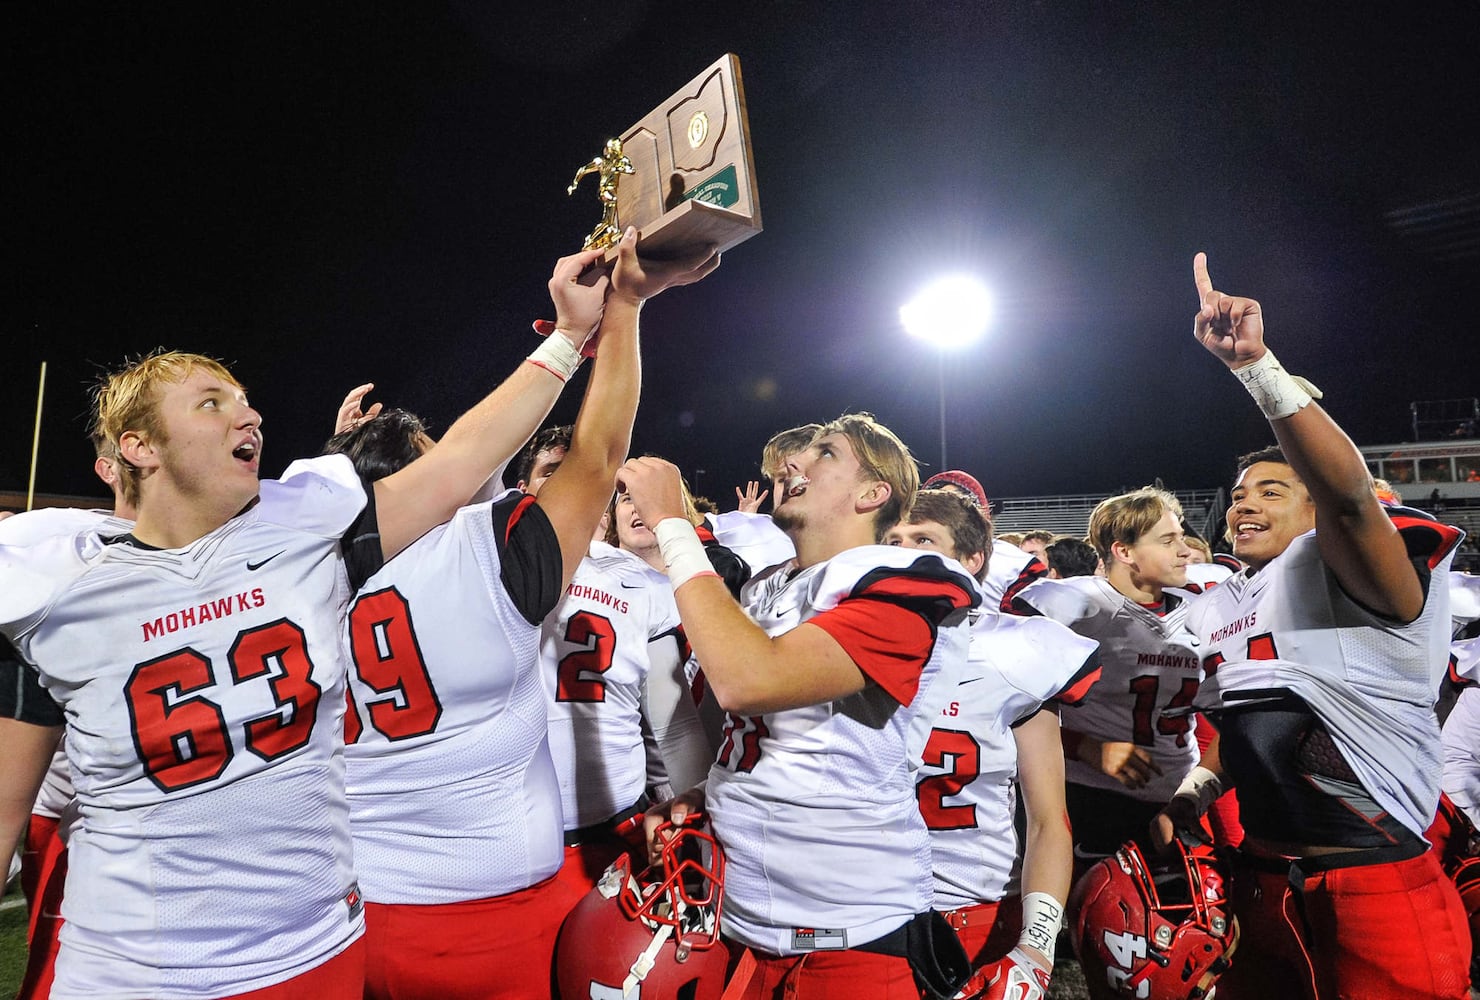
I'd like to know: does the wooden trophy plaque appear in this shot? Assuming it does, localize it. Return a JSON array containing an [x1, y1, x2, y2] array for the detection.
[[571, 54, 761, 260]]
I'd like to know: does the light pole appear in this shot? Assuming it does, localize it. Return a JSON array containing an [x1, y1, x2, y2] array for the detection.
[[899, 275, 992, 471]]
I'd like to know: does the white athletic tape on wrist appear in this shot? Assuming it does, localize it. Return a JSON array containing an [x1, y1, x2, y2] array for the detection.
[[1232, 349, 1323, 420], [1172, 765, 1225, 818], [654, 518, 718, 590], [1018, 892, 1062, 965], [525, 330, 586, 382]]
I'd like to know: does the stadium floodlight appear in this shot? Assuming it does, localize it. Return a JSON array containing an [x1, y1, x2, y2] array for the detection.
[[899, 275, 992, 349], [899, 275, 992, 469]]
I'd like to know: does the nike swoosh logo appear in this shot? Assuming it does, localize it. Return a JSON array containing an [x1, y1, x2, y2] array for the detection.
[[247, 551, 285, 571], [619, 582, 643, 590], [957, 676, 984, 685]]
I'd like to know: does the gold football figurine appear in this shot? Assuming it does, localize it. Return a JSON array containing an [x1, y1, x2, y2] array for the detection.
[[567, 138, 635, 251]]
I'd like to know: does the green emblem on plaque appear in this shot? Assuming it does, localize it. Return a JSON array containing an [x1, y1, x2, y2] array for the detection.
[[683, 164, 740, 209]]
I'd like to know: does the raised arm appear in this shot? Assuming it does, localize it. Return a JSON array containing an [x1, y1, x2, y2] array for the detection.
[[533, 228, 720, 591], [617, 457, 870, 715], [370, 248, 607, 559], [1192, 252, 1422, 621]]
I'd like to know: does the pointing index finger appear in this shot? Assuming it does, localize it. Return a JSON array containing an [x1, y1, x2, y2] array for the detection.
[[1193, 252, 1214, 302]]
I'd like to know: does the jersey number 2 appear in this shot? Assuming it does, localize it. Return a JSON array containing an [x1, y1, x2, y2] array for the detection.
[[556, 611, 617, 702], [917, 728, 980, 830]]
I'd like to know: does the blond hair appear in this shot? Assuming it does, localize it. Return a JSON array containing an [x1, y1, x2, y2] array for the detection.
[[1087, 487, 1184, 565], [93, 351, 242, 506], [816, 412, 919, 541], [760, 423, 823, 482]]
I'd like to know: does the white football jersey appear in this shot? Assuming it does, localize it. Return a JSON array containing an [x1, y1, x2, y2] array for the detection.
[[1187, 519, 1463, 839], [344, 491, 565, 904], [1184, 562, 1235, 592], [981, 539, 1048, 613], [0, 455, 367, 999], [1017, 576, 1202, 802], [706, 510, 796, 575], [1442, 685, 1480, 826], [0, 507, 131, 546], [925, 612, 1099, 910], [542, 542, 684, 829], [1452, 571, 1480, 635], [1453, 635, 1480, 686], [32, 744, 74, 822], [707, 546, 978, 954]]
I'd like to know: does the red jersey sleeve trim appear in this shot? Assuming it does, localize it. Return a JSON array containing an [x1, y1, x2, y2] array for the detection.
[[809, 598, 937, 706], [501, 493, 539, 545], [848, 559, 979, 622], [1001, 559, 1049, 613], [1390, 514, 1465, 571], [1449, 653, 1475, 689], [1053, 652, 1103, 707]]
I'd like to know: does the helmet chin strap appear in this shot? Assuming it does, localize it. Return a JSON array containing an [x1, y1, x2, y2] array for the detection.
[[624, 922, 674, 998], [621, 923, 674, 999]]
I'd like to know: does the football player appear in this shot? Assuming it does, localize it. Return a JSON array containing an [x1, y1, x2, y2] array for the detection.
[[0, 238, 677, 999], [1152, 253, 1470, 998], [1014, 487, 1203, 861], [626, 414, 980, 999], [885, 489, 1100, 1000], [328, 233, 719, 1000], [541, 475, 716, 909], [923, 470, 1050, 612]]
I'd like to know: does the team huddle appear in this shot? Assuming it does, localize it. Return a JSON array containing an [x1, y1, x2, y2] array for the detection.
[[1, 241, 1475, 1000]]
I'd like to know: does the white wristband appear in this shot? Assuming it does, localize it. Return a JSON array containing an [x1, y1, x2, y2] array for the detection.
[[653, 518, 718, 590], [1018, 892, 1062, 964], [1171, 765, 1225, 819], [1231, 349, 1323, 420], [525, 330, 586, 382]]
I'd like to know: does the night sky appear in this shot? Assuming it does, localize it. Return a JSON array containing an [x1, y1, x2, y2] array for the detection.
[[7, 3, 1479, 507]]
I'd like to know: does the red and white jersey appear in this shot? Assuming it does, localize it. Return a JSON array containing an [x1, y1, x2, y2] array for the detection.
[[1016, 576, 1202, 803], [542, 542, 683, 829], [1188, 519, 1464, 838], [925, 612, 1099, 910], [981, 539, 1048, 613], [707, 546, 979, 954], [1184, 562, 1235, 592], [343, 491, 565, 904], [706, 510, 796, 575], [0, 455, 367, 999]]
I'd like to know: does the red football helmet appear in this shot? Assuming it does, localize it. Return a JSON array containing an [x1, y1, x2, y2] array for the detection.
[[555, 820, 728, 1000], [1067, 840, 1238, 1000], [1429, 793, 1480, 980]]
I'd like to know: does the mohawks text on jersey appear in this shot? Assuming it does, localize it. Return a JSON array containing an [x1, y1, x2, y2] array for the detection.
[[1208, 611, 1257, 645], [141, 587, 268, 641]]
